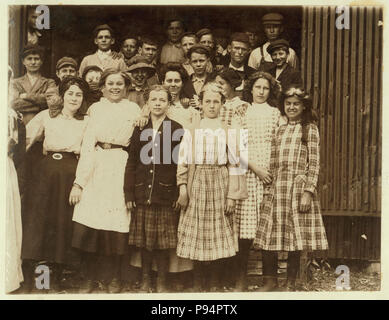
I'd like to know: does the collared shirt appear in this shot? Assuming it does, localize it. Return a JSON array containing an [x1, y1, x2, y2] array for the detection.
[[27, 73, 39, 88], [97, 49, 112, 61], [26, 109, 89, 154], [192, 74, 207, 96], [79, 50, 127, 77], [228, 63, 245, 91], [160, 42, 185, 65], [229, 63, 244, 72]]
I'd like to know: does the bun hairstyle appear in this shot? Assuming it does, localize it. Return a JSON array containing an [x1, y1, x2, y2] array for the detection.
[[143, 84, 172, 104], [242, 71, 281, 108], [56, 76, 89, 120], [281, 85, 318, 143]]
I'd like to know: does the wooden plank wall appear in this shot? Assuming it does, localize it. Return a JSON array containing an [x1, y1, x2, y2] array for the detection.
[[301, 6, 382, 217]]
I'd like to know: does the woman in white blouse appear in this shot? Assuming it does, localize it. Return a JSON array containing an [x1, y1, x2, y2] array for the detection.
[[69, 69, 141, 293], [21, 76, 90, 292]]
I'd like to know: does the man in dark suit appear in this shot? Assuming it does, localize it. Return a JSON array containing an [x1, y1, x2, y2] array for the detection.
[[259, 39, 302, 91], [226, 32, 256, 98]]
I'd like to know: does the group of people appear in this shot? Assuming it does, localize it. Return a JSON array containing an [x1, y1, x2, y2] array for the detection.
[[6, 11, 328, 294]]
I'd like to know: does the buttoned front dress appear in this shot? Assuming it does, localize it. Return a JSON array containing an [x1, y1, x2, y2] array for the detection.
[[72, 98, 140, 255], [235, 102, 281, 240], [253, 122, 328, 251]]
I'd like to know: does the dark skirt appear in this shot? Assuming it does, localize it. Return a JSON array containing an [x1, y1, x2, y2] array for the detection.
[[21, 152, 80, 265], [72, 222, 129, 256], [129, 204, 178, 250]]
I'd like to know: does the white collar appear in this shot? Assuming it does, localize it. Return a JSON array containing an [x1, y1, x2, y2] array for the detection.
[[229, 63, 244, 72], [97, 49, 112, 57]]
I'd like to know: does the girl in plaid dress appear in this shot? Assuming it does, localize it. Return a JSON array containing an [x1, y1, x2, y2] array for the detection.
[[176, 83, 245, 292], [233, 71, 283, 291], [253, 86, 328, 291]]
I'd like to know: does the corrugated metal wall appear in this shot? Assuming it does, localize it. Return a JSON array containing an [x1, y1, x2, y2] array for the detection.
[[301, 6, 382, 217], [248, 7, 382, 271]]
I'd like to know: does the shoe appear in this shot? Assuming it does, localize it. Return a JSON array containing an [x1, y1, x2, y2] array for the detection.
[[234, 272, 247, 292], [79, 279, 97, 294], [107, 278, 122, 294], [138, 274, 151, 293], [156, 274, 168, 293], [257, 276, 278, 292]]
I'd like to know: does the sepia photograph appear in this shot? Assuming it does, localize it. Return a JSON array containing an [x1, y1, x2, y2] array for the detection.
[[4, 1, 384, 297]]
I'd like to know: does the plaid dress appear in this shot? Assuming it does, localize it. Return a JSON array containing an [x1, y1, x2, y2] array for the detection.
[[253, 122, 328, 251], [129, 204, 178, 250], [219, 97, 249, 126], [177, 130, 238, 261], [235, 103, 281, 239]]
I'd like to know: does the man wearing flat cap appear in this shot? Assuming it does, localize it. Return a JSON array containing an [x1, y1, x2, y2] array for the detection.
[[10, 44, 56, 125], [259, 39, 302, 90], [9, 44, 56, 213], [226, 32, 256, 97], [79, 24, 126, 77], [248, 13, 299, 71], [127, 56, 156, 108]]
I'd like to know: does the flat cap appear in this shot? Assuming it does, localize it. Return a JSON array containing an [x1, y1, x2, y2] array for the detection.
[[230, 32, 250, 45], [21, 44, 45, 59], [56, 56, 78, 70], [127, 56, 156, 77], [262, 13, 284, 25], [93, 24, 114, 37], [187, 44, 211, 58], [196, 28, 212, 39], [266, 39, 290, 54]]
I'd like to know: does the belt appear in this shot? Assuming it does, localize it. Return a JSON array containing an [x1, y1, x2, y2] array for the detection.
[[96, 142, 124, 150], [47, 151, 78, 160]]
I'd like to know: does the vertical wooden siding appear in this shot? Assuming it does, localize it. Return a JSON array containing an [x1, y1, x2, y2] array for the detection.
[[301, 6, 382, 216]]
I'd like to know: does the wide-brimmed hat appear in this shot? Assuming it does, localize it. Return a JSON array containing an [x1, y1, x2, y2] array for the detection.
[[127, 56, 156, 78]]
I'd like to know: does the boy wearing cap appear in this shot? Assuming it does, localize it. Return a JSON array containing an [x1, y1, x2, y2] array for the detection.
[[79, 24, 126, 77], [248, 13, 299, 71], [259, 39, 302, 90], [160, 18, 185, 65], [226, 32, 256, 97], [127, 56, 156, 108], [45, 56, 79, 114], [128, 36, 160, 86], [181, 44, 215, 110], [10, 44, 56, 125]]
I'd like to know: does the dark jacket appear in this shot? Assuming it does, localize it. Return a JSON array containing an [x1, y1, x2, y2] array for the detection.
[[124, 116, 184, 206], [181, 73, 215, 100], [260, 63, 302, 90]]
